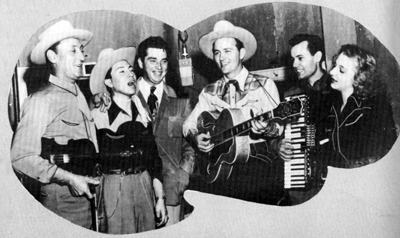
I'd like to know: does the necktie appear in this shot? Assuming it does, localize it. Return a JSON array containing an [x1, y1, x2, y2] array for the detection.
[[147, 86, 158, 118], [221, 80, 241, 106]]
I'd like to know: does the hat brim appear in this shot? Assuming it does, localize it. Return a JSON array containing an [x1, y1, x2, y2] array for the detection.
[[199, 27, 257, 62], [30, 29, 93, 65], [90, 47, 136, 95]]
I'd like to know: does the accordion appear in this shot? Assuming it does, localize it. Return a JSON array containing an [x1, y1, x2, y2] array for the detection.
[[283, 94, 318, 189]]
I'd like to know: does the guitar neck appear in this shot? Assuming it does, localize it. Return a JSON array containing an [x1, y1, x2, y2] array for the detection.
[[211, 110, 273, 146], [46, 150, 141, 165], [46, 153, 99, 164]]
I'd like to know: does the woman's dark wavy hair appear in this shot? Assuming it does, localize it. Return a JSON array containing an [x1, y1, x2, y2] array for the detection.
[[333, 44, 386, 100]]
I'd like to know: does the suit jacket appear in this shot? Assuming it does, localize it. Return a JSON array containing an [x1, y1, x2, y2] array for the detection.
[[135, 80, 195, 205]]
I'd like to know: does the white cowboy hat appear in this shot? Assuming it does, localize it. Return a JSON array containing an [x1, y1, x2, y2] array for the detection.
[[89, 47, 136, 95], [199, 20, 257, 62], [30, 20, 93, 65]]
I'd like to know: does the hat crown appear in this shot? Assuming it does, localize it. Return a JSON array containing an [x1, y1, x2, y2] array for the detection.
[[213, 20, 235, 31], [89, 47, 136, 95], [31, 20, 93, 65], [198, 20, 257, 62], [98, 48, 115, 61], [38, 20, 75, 41]]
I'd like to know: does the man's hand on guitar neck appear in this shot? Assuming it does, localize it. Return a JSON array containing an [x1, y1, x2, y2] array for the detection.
[[251, 119, 281, 137], [250, 110, 283, 137], [195, 132, 214, 153], [51, 168, 100, 199]]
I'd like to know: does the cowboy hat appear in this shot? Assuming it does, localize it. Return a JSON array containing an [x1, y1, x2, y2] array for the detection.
[[30, 20, 93, 65], [199, 20, 257, 62], [90, 47, 136, 95]]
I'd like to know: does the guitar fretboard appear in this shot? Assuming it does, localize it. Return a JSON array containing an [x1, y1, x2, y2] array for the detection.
[[211, 111, 273, 146]]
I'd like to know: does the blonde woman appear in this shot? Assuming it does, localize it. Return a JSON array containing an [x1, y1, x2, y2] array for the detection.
[[324, 44, 397, 168]]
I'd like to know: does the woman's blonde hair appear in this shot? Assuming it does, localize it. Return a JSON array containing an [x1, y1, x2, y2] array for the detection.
[[333, 44, 386, 99]]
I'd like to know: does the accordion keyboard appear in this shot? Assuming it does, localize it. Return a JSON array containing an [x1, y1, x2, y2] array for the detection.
[[283, 95, 316, 189]]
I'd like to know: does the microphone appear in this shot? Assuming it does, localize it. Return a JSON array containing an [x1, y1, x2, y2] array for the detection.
[[178, 31, 194, 86], [179, 56, 193, 86]]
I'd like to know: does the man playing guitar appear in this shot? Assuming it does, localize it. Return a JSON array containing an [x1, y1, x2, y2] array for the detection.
[[183, 20, 287, 205]]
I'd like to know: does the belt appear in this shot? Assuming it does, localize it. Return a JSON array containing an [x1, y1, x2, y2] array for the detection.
[[104, 166, 146, 175], [59, 162, 99, 177]]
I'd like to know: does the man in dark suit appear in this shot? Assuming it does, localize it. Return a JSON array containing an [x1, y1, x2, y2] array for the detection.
[[134, 36, 195, 225]]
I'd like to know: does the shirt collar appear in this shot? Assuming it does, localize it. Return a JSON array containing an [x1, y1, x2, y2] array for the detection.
[[137, 77, 164, 101], [223, 66, 248, 91], [113, 95, 132, 114], [48, 74, 77, 96], [299, 72, 331, 92], [108, 100, 123, 125], [107, 98, 138, 124]]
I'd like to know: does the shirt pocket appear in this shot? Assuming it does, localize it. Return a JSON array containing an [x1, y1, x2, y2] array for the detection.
[[210, 102, 226, 111], [240, 99, 258, 107], [61, 119, 80, 126], [105, 133, 125, 140], [60, 109, 82, 127], [168, 116, 184, 138]]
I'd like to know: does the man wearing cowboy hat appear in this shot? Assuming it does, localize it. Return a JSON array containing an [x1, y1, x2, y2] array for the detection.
[[89, 46, 167, 234], [11, 20, 100, 228], [183, 20, 286, 204]]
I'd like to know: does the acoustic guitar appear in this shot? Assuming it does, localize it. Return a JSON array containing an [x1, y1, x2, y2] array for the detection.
[[196, 96, 304, 183]]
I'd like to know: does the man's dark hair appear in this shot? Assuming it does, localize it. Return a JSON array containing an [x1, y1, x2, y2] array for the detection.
[[105, 68, 112, 80], [289, 34, 325, 68], [105, 67, 114, 95], [137, 36, 170, 62], [234, 38, 244, 50]]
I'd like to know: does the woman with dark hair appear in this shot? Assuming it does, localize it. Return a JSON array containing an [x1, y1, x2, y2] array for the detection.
[[90, 47, 167, 234], [323, 44, 397, 168]]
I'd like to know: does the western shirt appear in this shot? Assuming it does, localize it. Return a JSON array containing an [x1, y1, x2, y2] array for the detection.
[[91, 97, 163, 182], [183, 67, 281, 145], [11, 75, 98, 183]]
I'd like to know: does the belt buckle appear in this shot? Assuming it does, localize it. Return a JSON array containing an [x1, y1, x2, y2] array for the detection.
[[132, 167, 143, 174], [122, 167, 138, 175]]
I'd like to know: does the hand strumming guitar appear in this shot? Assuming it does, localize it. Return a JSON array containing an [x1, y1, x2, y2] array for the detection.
[[195, 131, 214, 153]]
